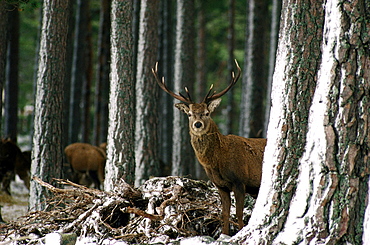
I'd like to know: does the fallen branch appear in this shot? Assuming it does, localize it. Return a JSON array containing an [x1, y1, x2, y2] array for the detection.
[[156, 185, 182, 216], [121, 207, 163, 221]]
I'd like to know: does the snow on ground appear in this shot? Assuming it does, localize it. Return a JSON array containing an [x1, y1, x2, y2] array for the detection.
[[0, 176, 29, 222]]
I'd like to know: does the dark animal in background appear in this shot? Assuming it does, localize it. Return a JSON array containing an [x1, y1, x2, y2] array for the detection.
[[153, 60, 266, 235], [64, 143, 106, 189], [0, 139, 31, 195]]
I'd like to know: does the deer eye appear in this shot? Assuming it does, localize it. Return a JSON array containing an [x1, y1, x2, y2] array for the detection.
[[188, 113, 192, 117], [205, 112, 209, 116]]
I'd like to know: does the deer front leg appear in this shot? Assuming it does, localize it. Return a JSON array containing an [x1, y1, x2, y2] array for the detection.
[[218, 188, 231, 235], [234, 186, 246, 231]]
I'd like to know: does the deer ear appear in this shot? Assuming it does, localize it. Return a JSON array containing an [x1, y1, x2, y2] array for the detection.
[[207, 98, 222, 113], [175, 103, 190, 114]]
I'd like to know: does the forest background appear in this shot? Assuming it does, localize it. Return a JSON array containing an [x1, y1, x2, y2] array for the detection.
[[1, 0, 276, 186], [1, 0, 369, 244]]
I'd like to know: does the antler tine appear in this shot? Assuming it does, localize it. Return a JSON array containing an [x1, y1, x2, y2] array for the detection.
[[203, 59, 241, 104], [152, 62, 193, 104]]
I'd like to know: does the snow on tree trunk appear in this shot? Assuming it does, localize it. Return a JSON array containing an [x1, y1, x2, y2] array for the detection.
[[105, 1, 135, 190], [233, 0, 369, 244], [172, 0, 196, 177], [135, 0, 160, 186], [29, 0, 70, 211]]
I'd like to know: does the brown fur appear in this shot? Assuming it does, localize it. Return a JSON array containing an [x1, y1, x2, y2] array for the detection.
[[0, 139, 31, 195], [176, 100, 266, 235], [64, 143, 106, 189]]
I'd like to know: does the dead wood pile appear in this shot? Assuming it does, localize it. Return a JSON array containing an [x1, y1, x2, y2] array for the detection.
[[0, 176, 255, 244]]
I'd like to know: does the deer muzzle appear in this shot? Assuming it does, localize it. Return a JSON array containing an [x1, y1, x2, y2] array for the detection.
[[194, 121, 203, 129]]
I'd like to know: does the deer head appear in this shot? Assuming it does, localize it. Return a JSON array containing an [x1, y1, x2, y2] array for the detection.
[[152, 60, 241, 136]]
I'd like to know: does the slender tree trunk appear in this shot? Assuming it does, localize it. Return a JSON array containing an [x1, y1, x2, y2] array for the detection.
[[157, 0, 174, 176], [224, 0, 235, 135], [105, 0, 135, 190], [172, 0, 196, 177], [233, 0, 370, 243], [93, 0, 111, 146], [195, 0, 207, 180], [0, 2, 6, 132], [239, 0, 269, 138], [29, 0, 70, 211], [4, 7, 19, 142], [81, 9, 93, 143], [195, 0, 206, 103], [68, 0, 91, 144], [134, 0, 160, 186]]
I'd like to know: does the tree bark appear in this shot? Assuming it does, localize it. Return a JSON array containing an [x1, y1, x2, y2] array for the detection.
[[93, 0, 111, 146], [172, 0, 196, 177], [68, 0, 92, 144], [134, 0, 160, 186], [4, 7, 19, 142], [105, 0, 135, 190], [29, 0, 70, 211], [233, 0, 370, 243], [224, 0, 235, 135], [239, 0, 269, 138], [0, 2, 6, 132], [157, 0, 174, 177]]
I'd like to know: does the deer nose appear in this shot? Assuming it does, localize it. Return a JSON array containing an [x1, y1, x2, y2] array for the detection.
[[194, 122, 203, 128]]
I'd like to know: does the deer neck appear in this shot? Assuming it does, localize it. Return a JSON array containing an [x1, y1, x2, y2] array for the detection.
[[189, 120, 222, 165]]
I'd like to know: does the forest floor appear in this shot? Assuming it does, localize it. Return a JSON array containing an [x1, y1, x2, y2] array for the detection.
[[0, 176, 255, 245], [0, 177, 29, 222]]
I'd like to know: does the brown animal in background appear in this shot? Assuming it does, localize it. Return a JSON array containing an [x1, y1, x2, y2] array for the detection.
[[0, 139, 31, 195], [153, 60, 266, 235], [64, 143, 106, 189]]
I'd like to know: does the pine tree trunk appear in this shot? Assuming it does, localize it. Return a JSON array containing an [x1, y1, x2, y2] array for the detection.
[[224, 0, 235, 135], [233, 0, 370, 243], [4, 8, 19, 142], [157, 0, 174, 176], [93, 0, 111, 146], [134, 0, 160, 186], [105, 0, 135, 190], [172, 0, 196, 177], [68, 0, 91, 144], [29, 0, 70, 211], [0, 2, 6, 130], [239, 0, 269, 138]]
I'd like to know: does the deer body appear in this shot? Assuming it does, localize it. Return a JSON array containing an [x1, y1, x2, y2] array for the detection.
[[153, 60, 266, 235]]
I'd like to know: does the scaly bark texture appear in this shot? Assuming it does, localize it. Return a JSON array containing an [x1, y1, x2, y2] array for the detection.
[[105, 0, 135, 189], [30, 0, 70, 211], [135, 0, 160, 186], [232, 0, 369, 244], [172, 0, 196, 177]]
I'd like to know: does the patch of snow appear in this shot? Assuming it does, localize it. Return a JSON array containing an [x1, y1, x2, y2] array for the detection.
[[363, 177, 370, 244]]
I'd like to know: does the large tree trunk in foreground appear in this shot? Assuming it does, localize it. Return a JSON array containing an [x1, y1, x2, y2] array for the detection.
[[30, 0, 70, 211], [104, 0, 135, 190], [233, 0, 370, 244]]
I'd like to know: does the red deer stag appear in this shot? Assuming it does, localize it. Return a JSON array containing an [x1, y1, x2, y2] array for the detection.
[[152, 60, 266, 235]]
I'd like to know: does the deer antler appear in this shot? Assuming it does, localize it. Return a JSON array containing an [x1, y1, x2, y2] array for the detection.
[[202, 59, 241, 104], [152, 62, 193, 104]]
